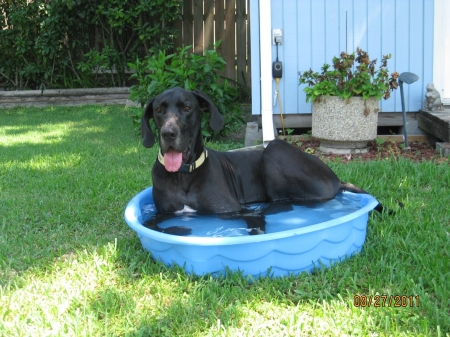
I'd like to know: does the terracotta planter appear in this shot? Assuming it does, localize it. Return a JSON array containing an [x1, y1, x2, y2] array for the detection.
[[312, 96, 380, 154]]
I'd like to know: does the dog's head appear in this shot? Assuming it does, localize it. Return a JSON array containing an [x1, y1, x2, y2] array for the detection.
[[141, 87, 224, 171]]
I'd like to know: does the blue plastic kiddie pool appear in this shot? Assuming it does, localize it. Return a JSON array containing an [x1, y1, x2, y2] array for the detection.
[[124, 187, 379, 278]]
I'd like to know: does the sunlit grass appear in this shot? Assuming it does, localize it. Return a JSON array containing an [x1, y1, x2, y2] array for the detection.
[[0, 105, 449, 336]]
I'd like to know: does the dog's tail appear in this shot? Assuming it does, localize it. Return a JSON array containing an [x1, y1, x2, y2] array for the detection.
[[339, 182, 368, 194], [339, 182, 393, 214]]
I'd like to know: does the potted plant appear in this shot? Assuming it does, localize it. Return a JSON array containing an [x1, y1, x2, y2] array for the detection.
[[298, 48, 399, 154]]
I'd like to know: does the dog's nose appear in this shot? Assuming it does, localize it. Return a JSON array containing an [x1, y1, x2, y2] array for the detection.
[[161, 126, 178, 141]]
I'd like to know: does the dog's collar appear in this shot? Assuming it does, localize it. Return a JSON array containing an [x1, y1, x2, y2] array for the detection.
[[158, 148, 208, 173]]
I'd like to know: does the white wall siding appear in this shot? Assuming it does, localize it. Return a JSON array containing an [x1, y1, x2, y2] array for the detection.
[[252, 0, 434, 115]]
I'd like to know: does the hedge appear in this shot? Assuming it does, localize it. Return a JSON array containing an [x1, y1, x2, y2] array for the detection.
[[0, 0, 181, 90]]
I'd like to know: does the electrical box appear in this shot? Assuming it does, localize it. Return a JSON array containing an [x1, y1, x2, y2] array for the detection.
[[272, 29, 282, 45], [272, 61, 283, 78]]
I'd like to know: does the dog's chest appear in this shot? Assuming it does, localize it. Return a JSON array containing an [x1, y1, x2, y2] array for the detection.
[[152, 175, 241, 214], [154, 185, 240, 213], [151, 152, 263, 213], [174, 204, 197, 214]]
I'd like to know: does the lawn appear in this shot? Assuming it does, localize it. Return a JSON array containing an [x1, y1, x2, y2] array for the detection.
[[0, 105, 449, 336]]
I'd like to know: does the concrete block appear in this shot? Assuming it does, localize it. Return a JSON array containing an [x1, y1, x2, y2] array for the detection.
[[244, 122, 262, 147], [436, 142, 450, 157], [125, 99, 141, 108], [398, 119, 426, 135]]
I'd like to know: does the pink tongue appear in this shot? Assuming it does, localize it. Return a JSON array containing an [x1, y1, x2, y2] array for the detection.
[[164, 149, 183, 172]]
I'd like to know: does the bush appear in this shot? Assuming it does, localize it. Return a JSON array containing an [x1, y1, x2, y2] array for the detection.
[[128, 43, 245, 139], [0, 0, 181, 90]]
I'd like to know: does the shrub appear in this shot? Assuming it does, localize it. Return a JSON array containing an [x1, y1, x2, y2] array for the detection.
[[0, 0, 181, 90], [298, 48, 399, 102], [128, 43, 245, 139]]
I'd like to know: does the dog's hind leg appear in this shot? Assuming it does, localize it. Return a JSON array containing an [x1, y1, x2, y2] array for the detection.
[[261, 202, 293, 215], [261, 139, 342, 202], [219, 207, 268, 235], [238, 203, 292, 235]]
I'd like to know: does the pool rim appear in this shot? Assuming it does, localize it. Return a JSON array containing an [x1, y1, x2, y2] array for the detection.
[[124, 187, 379, 246]]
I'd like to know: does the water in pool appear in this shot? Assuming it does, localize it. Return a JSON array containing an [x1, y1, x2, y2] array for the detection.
[[140, 192, 364, 237]]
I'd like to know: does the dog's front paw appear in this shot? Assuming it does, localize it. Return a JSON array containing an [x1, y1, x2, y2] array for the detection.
[[143, 217, 192, 236], [143, 211, 193, 236], [246, 228, 265, 235]]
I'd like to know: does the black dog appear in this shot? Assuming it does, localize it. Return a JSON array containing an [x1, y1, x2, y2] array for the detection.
[[141, 87, 379, 235]]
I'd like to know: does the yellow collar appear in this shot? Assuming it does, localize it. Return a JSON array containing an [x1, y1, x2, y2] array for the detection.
[[158, 148, 208, 173]]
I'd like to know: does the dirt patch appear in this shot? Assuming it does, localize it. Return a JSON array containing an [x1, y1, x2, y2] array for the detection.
[[287, 139, 449, 164]]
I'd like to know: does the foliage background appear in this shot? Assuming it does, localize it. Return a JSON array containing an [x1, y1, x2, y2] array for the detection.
[[0, 0, 181, 90], [128, 44, 246, 139]]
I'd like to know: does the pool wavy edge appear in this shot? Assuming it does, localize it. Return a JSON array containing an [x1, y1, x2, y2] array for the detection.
[[124, 187, 379, 277]]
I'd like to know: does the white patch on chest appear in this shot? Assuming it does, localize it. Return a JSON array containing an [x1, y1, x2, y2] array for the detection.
[[175, 205, 197, 215]]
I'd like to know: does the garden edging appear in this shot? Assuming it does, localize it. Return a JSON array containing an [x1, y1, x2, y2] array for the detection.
[[0, 87, 131, 108]]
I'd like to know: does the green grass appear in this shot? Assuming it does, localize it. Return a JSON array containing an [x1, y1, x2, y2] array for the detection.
[[0, 105, 449, 336]]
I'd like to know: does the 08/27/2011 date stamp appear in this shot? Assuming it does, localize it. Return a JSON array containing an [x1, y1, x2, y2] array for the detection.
[[354, 295, 420, 307]]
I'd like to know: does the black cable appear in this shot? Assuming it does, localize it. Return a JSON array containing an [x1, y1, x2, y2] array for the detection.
[[276, 41, 279, 62]]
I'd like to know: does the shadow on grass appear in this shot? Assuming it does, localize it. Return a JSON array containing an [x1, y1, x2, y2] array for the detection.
[[0, 105, 156, 276]]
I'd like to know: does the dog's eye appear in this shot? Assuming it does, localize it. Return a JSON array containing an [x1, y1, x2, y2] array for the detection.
[[184, 106, 191, 112]]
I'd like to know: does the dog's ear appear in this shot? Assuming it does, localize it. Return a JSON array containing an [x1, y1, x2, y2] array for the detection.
[[141, 99, 155, 148], [192, 90, 225, 131]]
